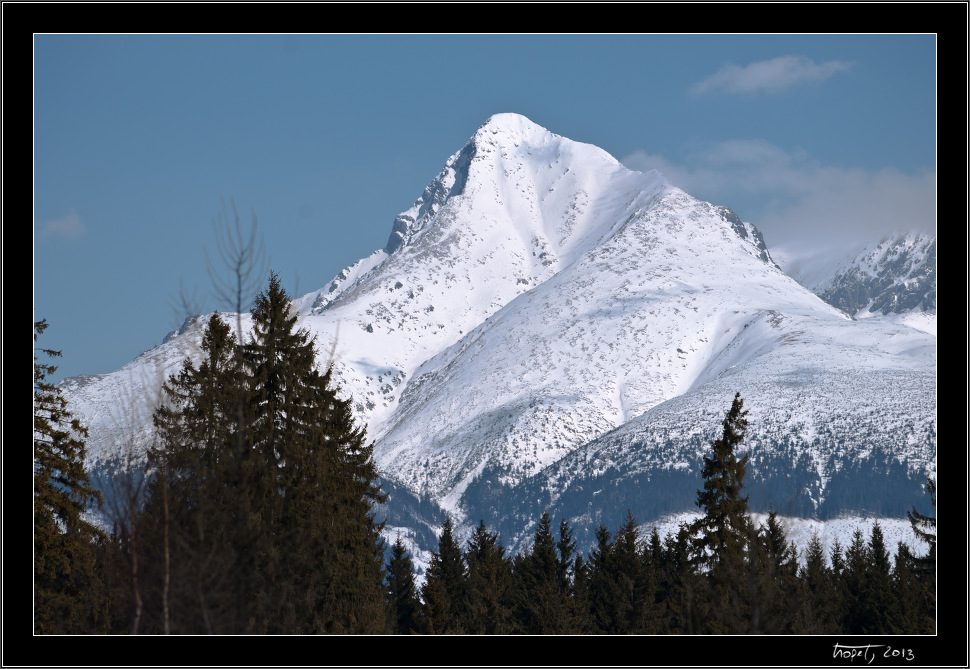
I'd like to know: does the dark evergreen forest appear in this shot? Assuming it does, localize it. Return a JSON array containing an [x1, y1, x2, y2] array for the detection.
[[34, 289, 937, 636]]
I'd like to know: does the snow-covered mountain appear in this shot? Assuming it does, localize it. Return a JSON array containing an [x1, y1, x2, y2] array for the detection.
[[63, 113, 936, 556], [780, 233, 936, 318]]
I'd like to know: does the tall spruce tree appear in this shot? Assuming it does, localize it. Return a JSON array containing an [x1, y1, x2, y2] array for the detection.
[[690, 391, 753, 633], [585, 523, 617, 633], [241, 271, 387, 632], [421, 517, 468, 634], [794, 530, 838, 634], [749, 510, 799, 633], [511, 511, 573, 633], [907, 475, 936, 629], [840, 528, 872, 634], [385, 536, 422, 634], [34, 319, 110, 633], [464, 520, 513, 634], [692, 392, 752, 568], [142, 312, 246, 633], [660, 523, 708, 634]]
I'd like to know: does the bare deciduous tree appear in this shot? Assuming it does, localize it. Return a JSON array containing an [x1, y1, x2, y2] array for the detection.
[[205, 196, 267, 343]]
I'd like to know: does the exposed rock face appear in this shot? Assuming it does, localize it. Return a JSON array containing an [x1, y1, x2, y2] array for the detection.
[[815, 233, 936, 317]]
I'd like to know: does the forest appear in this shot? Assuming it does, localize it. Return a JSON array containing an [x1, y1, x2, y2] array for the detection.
[[33, 274, 936, 636]]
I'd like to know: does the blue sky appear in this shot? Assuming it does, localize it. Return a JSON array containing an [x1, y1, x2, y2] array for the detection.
[[34, 34, 936, 383]]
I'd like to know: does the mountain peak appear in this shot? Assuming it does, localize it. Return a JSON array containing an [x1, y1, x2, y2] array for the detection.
[[474, 112, 555, 143], [383, 113, 637, 257], [470, 113, 619, 169]]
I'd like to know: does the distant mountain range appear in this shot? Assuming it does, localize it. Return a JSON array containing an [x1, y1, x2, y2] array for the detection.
[[63, 114, 936, 559], [809, 233, 936, 317]]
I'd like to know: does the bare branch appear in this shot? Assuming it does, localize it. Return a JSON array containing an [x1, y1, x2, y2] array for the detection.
[[169, 278, 204, 331], [205, 197, 268, 342]]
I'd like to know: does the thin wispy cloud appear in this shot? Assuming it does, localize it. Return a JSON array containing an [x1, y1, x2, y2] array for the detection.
[[621, 141, 936, 254], [692, 55, 853, 95], [37, 209, 85, 240]]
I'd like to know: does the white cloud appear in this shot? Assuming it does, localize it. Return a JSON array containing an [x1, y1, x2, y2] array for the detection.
[[692, 55, 853, 95], [621, 142, 936, 258], [618, 151, 693, 191], [37, 209, 85, 239]]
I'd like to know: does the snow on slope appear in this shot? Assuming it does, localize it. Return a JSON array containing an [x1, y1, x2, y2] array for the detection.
[[539, 312, 936, 500], [293, 114, 666, 431], [284, 113, 839, 513], [374, 188, 851, 512], [62, 113, 936, 553]]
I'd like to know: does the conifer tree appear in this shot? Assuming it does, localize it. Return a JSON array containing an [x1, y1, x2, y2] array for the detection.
[[646, 528, 672, 633], [241, 271, 387, 633], [385, 536, 421, 634], [570, 552, 592, 633], [34, 319, 110, 633], [555, 517, 584, 632], [749, 510, 798, 633], [840, 528, 872, 634], [908, 476, 936, 555], [584, 511, 660, 634], [828, 537, 848, 630], [865, 521, 898, 633], [585, 523, 612, 632], [794, 530, 838, 633], [421, 517, 467, 634], [690, 391, 753, 633], [585, 523, 622, 633], [464, 520, 513, 634], [907, 475, 936, 629], [831, 522, 902, 635], [511, 511, 573, 633], [618, 512, 648, 633], [893, 542, 935, 634], [692, 392, 752, 568], [613, 510, 660, 633], [142, 312, 246, 633], [660, 524, 708, 634]]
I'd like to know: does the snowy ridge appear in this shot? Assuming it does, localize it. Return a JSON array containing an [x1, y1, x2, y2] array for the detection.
[[372, 186, 840, 511]]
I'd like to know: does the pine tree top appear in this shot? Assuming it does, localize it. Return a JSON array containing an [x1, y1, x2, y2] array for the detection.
[[691, 392, 752, 570]]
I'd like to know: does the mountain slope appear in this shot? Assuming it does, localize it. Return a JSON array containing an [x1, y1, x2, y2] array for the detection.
[[63, 113, 936, 556]]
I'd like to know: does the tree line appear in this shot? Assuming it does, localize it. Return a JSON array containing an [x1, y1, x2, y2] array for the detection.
[[34, 278, 936, 634], [389, 393, 937, 635]]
